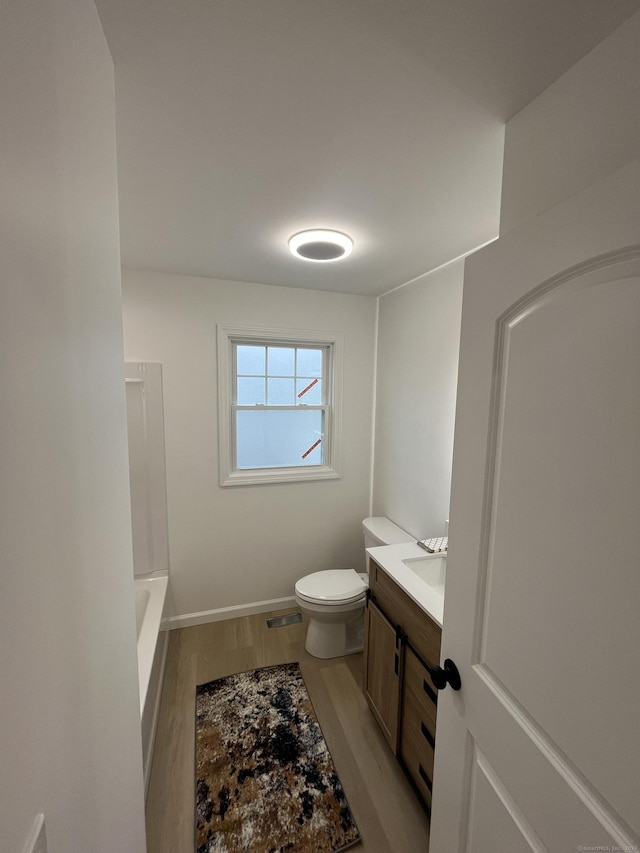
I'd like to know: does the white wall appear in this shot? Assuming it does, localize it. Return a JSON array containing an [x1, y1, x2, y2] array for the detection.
[[0, 3, 146, 852], [371, 260, 464, 540], [122, 270, 377, 621], [501, 11, 640, 234]]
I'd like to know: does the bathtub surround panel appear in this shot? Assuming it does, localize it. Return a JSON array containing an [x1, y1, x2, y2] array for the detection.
[[122, 270, 376, 622], [126, 363, 170, 577], [0, 3, 146, 851], [372, 260, 465, 540]]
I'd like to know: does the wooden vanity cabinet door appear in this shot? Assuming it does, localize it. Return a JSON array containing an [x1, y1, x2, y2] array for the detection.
[[370, 558, 441, 668], [368, 556, 443, 815], [363, 597, 403, 753]]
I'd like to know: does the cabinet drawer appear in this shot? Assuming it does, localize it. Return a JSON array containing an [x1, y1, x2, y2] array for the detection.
[[403, 644, 437, 736], [400, 684, 435, 810], [369, 558, 442, 668]]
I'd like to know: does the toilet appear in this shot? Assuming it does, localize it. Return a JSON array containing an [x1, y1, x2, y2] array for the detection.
[[294, 517, 414, 659]]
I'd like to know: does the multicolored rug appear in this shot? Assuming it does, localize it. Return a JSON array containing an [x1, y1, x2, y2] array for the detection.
[[195, 662, 361, 853]]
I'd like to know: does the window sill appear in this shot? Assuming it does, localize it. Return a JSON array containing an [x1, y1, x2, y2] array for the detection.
[[220, 465, 340, 487]]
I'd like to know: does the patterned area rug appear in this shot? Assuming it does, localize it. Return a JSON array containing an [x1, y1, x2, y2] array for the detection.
[[195, 662, 361, 853]]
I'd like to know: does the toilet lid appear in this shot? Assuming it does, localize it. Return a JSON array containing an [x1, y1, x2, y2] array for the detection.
[[295, 569, 367, 604]]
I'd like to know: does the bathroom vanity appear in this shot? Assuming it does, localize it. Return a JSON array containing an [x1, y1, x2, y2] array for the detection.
[[363, 544, 445, 816]]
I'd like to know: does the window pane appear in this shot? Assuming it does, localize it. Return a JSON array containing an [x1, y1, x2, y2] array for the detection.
[[267, 347, 295, 376], [236, 409, 324, 468], [296, 377, 322, 405], [297, 348, 323, 377], [267, 378, 294, 405], [237, 377, 265, 405], [237, 345, 265, 376]]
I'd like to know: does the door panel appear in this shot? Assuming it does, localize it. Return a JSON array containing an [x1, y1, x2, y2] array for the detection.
[[462, 665, 628, 849], [429, 161, 640, 852], [466, 748, 544, 853], [481, 269, 640, 831]]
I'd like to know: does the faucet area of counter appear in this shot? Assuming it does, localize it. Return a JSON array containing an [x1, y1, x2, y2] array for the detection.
[[366, 543, 445, 628]]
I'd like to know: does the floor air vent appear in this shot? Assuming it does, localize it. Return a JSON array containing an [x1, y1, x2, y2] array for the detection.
[[266, 613, 303, 628]]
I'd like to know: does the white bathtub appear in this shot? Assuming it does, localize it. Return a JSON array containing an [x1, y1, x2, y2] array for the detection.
[[135, 573, 168, 714], [134, 573, 169, 796]]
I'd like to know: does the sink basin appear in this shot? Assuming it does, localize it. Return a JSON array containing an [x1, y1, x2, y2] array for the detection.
[[402, 555, 446, 594]]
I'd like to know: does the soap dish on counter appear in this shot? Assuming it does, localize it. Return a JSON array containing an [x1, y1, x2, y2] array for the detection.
[[417, 536, 448, 553]]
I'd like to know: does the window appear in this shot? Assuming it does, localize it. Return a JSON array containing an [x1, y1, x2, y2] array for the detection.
[[217, 325, 343, 485]]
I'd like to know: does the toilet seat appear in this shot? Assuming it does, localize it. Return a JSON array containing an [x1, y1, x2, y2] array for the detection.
[[295, 569, 367, 606]]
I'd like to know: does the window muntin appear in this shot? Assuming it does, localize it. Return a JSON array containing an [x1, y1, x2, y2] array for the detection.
[[217, 326, 342, 486], [235, 345, 324, 409]]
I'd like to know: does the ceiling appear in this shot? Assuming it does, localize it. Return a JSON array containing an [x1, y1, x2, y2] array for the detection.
[[96, 0, 640, 296]]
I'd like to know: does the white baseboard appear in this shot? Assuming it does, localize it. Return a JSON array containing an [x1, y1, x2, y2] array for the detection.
[[162, 595, 297, 630]]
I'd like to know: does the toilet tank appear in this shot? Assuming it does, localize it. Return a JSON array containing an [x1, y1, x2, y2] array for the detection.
[[362, 517, 414, 549]]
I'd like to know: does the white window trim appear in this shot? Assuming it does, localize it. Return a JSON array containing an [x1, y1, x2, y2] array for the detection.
[[217, 324, 343, 486]]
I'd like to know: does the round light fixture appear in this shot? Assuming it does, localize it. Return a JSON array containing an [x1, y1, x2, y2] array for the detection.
[[288, 229, 353, 262]]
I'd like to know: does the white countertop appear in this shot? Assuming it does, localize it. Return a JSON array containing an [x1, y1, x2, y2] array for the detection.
[[366, 542, 445, 628]]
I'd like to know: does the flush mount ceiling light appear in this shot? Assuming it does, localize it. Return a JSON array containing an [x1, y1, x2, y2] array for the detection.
[[288, 229, 353, 262]]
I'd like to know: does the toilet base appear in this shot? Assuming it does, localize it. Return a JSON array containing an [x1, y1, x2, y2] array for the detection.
[[304, 611, 364, 659]]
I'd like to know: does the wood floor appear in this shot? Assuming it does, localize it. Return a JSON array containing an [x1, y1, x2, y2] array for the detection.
[[145, 608, 430, 853]]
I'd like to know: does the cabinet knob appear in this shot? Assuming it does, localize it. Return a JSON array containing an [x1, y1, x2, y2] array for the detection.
[[427, 658, 461, 691]]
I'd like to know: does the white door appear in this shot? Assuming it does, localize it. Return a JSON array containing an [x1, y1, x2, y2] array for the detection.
[[430, 161, 640, 853]]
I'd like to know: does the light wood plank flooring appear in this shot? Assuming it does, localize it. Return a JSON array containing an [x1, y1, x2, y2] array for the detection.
[[145, 607, 430, 853]]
